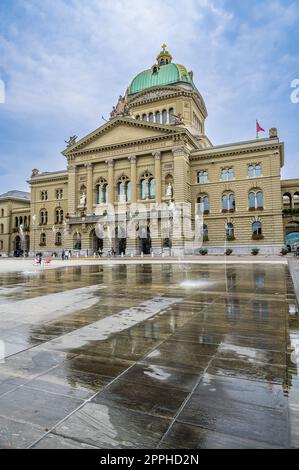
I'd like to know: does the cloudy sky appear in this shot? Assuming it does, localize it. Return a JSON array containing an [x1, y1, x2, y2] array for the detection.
[[0, 0, 298, 193]]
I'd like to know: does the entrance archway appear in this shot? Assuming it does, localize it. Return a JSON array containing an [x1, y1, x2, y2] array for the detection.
[[14, 236, 22, 254], [90, 229, 103, 253], [139, 225, 151, 255], [116, 226, 127, 255]]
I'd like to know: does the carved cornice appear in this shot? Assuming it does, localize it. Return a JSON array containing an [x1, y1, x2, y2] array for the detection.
[[128, 156, 137, 163], [172, 146, 190, 158], [190, 142, 282, 161]]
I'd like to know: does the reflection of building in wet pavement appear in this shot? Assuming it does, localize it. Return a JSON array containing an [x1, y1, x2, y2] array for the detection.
[[0, 263, 298, 448]]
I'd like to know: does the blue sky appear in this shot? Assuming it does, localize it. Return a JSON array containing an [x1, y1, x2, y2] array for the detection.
[[0, 0, 298, 193]]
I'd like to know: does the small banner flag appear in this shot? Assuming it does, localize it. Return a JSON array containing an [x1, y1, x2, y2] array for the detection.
[[256, 120, 265, 138]]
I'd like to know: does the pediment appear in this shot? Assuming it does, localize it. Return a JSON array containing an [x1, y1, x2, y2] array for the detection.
[[63, 117, 182, 155]]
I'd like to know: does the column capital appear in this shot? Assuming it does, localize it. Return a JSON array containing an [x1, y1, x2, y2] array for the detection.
[[105, 159, 115, 167], [67, 164, 77, 172], [85, 163, 93, 170], [172, 147, 190, 158], [153, 151, 161, 160], [128, 156, 137, 163]]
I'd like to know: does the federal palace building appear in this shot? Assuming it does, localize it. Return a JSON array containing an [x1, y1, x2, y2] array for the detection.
[[1, 46, 299, 256]]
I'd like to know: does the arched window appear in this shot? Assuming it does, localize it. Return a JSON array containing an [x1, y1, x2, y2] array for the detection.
[[142, 114, 148, 121], [141, 179, 147, 200], [55, 232, 62, 245], [148, 112, 154, 122], [197, 195, 210, 214], [96, 179, 108, 205], [249, 190, 263, 210], [40, 209, 48, 225], [248, 163, 261, 177], [117, 175, 131, 203], [222, 194, 228, 211], [19, 216, 23, 225], [149, 178, 156, 199], [203, 224, 208, 241], [135, 115, 140, 120], [55, 209, 64, 224], [222, 193, 235, 212], [155, 111, 161, 124], [0, 240, 3, 250], [73, 232, 82, 250], [162, 109, 167, 125], [249, 192, 255, 209], [0, 224, 3, 234], [283, 192, 292, 209], [252, 221, 263, 239], [140, 172, 155, 200], [248, 165, 254, 178], [226, 223, 235, 240], [221, 167, 234, 181], [15, 217, 18, 228], [256, 191, 263, 208], [197, 170, 208, 183], [40, 233, 46, 246], [1, 209, 4, 217], [169, 108, 175, 124]]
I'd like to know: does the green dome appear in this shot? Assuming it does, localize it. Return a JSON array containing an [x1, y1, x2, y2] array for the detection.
[[128, 63, 194, 96]]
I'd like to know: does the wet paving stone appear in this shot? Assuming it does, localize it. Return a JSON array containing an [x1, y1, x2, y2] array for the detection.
[[159, 422, 283, 449], [0, 263, 297, 448], [53, 401, 171, 449], [33, 433, 99, 449], [177, 393, 289, 447], [92, 379, 189, 419], [118, 363, 199, 392], [0, 415, 45, 449], [0, 386, 83, 428]]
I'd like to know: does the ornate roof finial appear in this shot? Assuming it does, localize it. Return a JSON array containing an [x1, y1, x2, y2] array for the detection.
[[156, 44, 173, 66]]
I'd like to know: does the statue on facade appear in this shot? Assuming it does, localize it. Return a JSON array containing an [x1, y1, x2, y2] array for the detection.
[[166, 182, 173, 198], [110, 95, 130, 119], [80, 192, 86, 206], [31, 168, 39, 178], [172, 113, 184, 126], [65, 135, 78, 147]]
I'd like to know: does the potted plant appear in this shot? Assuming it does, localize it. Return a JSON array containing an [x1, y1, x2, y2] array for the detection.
[[280, 248, 288, 256], [251, 248, 260, 256], [225, 248, 233, 256], [252, 233, 264, 240], [226, 235, 235, 241], [199, 248, 208, 256], [203, 235, 209, 242]]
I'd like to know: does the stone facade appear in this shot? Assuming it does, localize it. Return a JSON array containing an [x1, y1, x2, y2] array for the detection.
[[0, 47, 297, 256]]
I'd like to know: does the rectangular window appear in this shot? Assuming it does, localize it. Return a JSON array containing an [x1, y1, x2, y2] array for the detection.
[[41, 191, 48, 201], [197, 171, 208, 184], [56, 189, 63, 200], [221, 167, 234, 181]]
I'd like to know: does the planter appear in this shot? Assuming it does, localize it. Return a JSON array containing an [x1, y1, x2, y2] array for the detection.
[[251, 248, 260, 256], [225, 249, 233, 256], [226, 236, 235, 242], [252, 234, 264, 241]]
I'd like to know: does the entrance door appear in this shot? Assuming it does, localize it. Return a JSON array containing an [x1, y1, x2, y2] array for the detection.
[[140, 226, 151, 255], [91, 230, 103, 253]]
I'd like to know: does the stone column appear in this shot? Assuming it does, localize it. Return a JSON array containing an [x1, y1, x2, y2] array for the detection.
[[129, 156, 137, 203], [67, 164, 77, 216], [106, 159, 115, 205], [86, 163, 93, 215], [172, 146, 190, 204], [153, 151, 162, 204]]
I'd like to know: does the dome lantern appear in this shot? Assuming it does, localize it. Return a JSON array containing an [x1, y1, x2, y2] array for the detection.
[[156, 43, 173, 66]]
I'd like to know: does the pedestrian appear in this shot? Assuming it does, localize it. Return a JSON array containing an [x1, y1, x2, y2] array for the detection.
[[61, 249, 65, 260], [98, 247, 102, 257], [65, 250, 69, 260]]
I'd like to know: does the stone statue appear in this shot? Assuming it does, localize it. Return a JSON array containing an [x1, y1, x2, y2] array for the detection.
[[166, 182, 173, 198], [110, 95, 130, 119], [65, 135, 78, 147], [80, 192, 86, 206], [31, 168, 39, 178], [269, 128, 278, 138], [172, 113, 184, 125]]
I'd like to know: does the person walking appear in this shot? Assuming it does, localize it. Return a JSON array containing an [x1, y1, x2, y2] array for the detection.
[[61, 249, 65, 261]]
